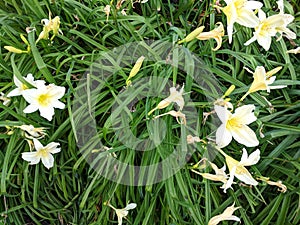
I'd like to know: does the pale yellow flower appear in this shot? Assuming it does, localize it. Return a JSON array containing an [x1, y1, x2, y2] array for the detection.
[[215, 104, 259, 148], [178, 26, 205, 44], [148, 84, 184, 115], [22, 83, 65, 121], [218, 0, 263, 43], [240, 66, 286, 101], [36, 14, 62, 43], [0, 92, 10, 106], [154, 110, 186, 125], [196, 22, 225, 51], [106, 202, 137, 225], [208, 203, 241, 225], [286, 47, 300, 54], [219, 148, 260, 192], [126, 56, 145, 86], [244, 9, 296, 51], [22, 138, 60, 169], [193, 161, 229, 190], [15, 124, 47, 139]]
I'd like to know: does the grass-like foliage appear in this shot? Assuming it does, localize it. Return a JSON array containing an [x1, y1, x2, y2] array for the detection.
[[0, 0, 299, 224]]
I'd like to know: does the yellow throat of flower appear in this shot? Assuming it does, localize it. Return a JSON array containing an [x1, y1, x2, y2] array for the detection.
[[37, 94, 51, 107]]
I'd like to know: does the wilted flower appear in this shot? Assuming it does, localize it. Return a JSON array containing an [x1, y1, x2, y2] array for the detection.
[[15, 124, 47, 139], [148, 84, 184, 115], [217, 0, 263, 43], [106, 202, 137, 225], [208, 203, 241, 225], [215, 104, 259, 148], [22, 83, 65, 121], [22, 138, 61, 169], [7, 74, 44, 97], [196, 22, 225, 51], [178, 26, 205, 44], [219, 148, 260, 192], [154, 110, 186, 125], [240, 66, 286, 101], [0, 92, 10, 106], [104, 5, 111, 22], [187, 135, 203, 144], [286, 47, 300, 54], [126, 56, 145, 86], [244, 9, 296, 51], [258, 176, 287, 193]]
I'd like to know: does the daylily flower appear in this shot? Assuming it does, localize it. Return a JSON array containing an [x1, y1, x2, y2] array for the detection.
[[36, 13, 62, 43], [104, 5, 111, 22], [193, 161, 229, 190], [196, 22, 225, 51], [217, 0, 263, 43], [15, 124, 47, 139], [215, 104, 259, 148], [240, 66, 286, 101], [7, 74, 44, 97], [244, 9, 296, 51], [0, 92, 10, 106], [4, 34, 30, 54], [286, 47, 300, 54], [22, 83, 65, 121], [178, 26, 205, 44], [219, 148, 260, 192], [22, 138, 60, 169], [258, 176, 287, 193], [208, 203, 241, 225], [126, 56, 145, 86], [106, 202, 137, 225], [154, 110, 186, 125], [148, 84, 184, 115]]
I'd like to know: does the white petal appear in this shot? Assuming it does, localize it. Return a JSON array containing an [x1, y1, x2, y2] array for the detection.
[[214, 105, 231, 124], [231, 125, 259, 147], [52, 100, 65, 109], [23, 104, 39, 114], [216, 124, 233, 148], [7, 88, 22, 97], [45, 142, 61, 154], [224, 166, 236, 193], [22, 89, 38, 104], [48, 85, 66, 99], [33, 138, 44, 151], [39, 106, 55, 121], [236, 9, 259, 27], [241, 149, 260, 166], [13, 75, 22, 88], [244, 1, 263, 10], [244, 35, 257, 46], [269, 85, 287, 90], [124, 203, 137, 210], [41, 152, 54, 169], [22, 152, 40, 164], [225, 215, 241, 222], [233, 104, 257, 125], [234, 169, 258, 185], [227, 24, 233, 44], [258, 9, 266, 20], [257, 34, 272, 51]]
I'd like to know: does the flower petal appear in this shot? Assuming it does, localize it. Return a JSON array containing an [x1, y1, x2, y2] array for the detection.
[[124, 203, 137, 210], [41, 152, 54, 169], [7, 88, 22, 97], [39, 106, 55, 121], [233, 104, 257, 125], [214, 105, 231, 124], [33, 138, 44, 151], [216, 124, 233, 148], [22, 152, 40, 164], [234, 167, 258, 185], [23, 104, 39, 114], [231, 125, 259, 147], [235, 9, 259, 27]]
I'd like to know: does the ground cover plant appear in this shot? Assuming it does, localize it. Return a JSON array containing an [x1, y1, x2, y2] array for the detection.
[[0, 0, 300, 224]]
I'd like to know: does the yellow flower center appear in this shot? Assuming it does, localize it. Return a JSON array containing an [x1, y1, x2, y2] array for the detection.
[[21, 84, 28, 90], [37, 94, 51, 107], [226, 117, 242, 129], [37, 148, 48, 157]]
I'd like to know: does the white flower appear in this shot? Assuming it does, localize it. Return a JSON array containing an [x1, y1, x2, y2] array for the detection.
[[148, 84, 185, 115], [107, 202, 137, 225], [218, 0, 263, 43], [244, 9, 296, 51], [215, 104, 259, 148], [7, 74, 45, 97], [22, 84, 65, 121], [15, 124, 47, 139], [22, 138, 60, 169], [219, 148, 260, 192], [208, 203, 241, 225]]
